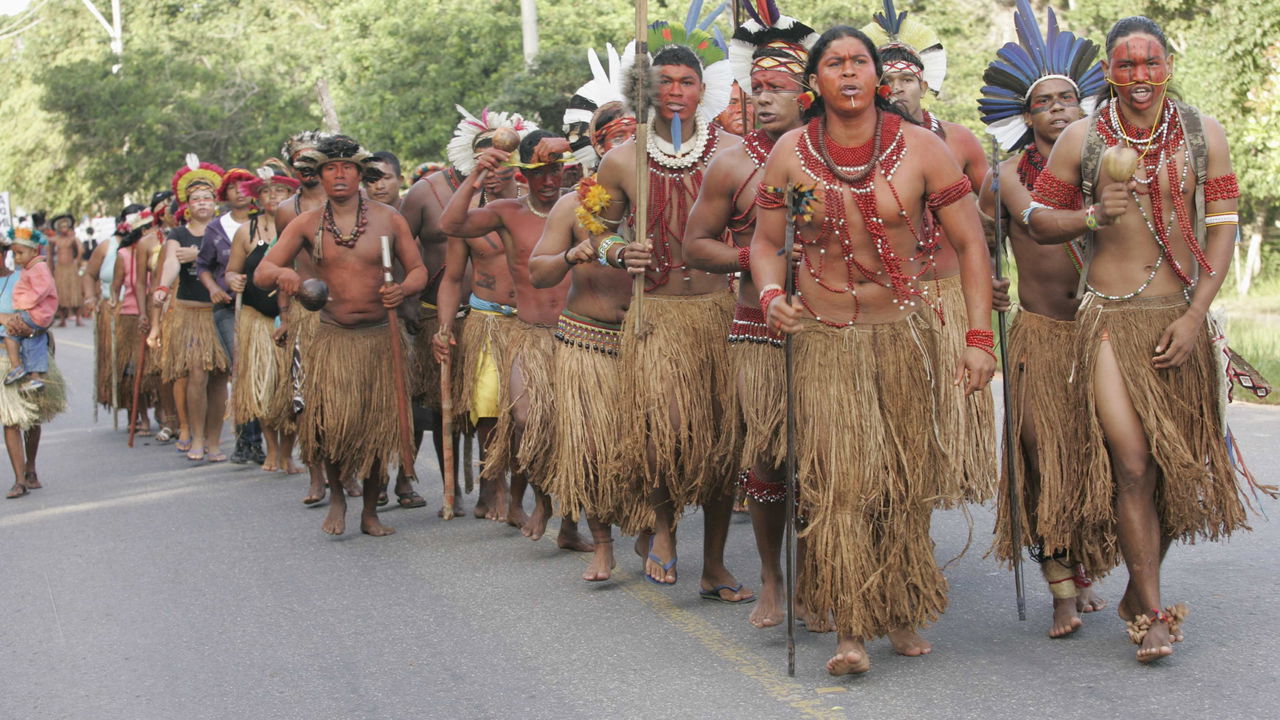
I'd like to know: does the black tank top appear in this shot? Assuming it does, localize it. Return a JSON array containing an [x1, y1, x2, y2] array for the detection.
[[242, 240, 279, 318], [170, 227, 210, 303]]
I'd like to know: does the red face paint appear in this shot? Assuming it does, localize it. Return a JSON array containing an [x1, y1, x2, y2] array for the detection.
[[1107, 34, 1170, 110], [654, 64, 703, 123]]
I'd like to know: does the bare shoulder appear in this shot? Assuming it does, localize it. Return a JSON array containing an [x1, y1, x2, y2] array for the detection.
[[713, 127, 741, 149], [598, 138, 637, 177], [902, 120, 951, 155], [705, 141, 752, 181]]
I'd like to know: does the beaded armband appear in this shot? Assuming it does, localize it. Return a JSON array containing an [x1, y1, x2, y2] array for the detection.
[[597, 235, 625, 267], [1205, 212, 1239, 227], [756, 183, 786, 210], [737, 245, 751, 271], [1031, 169, 1083, 211], [1204, 173, 1240, 203], [926, 177, 973, 211], [759, 284, 784, 319]]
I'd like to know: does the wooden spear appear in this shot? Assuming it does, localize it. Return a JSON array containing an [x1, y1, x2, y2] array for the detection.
[[379, 236, 420, 493], [631, 0, 651, 324]]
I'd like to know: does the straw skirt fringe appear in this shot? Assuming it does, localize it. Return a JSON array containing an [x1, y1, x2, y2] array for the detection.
[[0, 355, 37, 429], [160, 303, 228, 382], [298, 322, 402, 481], [482, 322, 557, 486], [232, 307, 283, 425], [617, 291, 737, 507], [993, 309, 1113, 574], [792, 314, 953, 639], [94, 305, 113, 407], [928, 275, 997, 505]]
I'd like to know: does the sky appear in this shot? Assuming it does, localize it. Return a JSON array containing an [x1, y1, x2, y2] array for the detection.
[[0, 1, 32, 17]]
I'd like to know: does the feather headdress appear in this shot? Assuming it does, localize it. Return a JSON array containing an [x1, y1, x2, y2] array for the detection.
[[446, 106, 537, 176], [862, 0, 947, 95], [979, 0, 1105, 150], [564, 43, 636, 170], [293, 135, 375, 175], [640, 0, 735, 124], [728, 1, 819, 91], [171, 153, 226, 203], [281, 131, 331, 168]]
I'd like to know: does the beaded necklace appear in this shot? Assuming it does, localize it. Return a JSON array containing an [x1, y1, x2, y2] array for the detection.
[[794, 112, 940, 326], [1091, 98, 1213, 298], [1016, 144, 1045, 191], [729, 130, 776, 235], [641, 119, 720, 290], [321, 196, 368, 249]]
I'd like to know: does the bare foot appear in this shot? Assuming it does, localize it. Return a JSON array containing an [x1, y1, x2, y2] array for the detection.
[[473, 498, 490, 519], [303, 475, 327, 505], [506, 499, 528, 530], [1117, 582, 1141, 623], [826, 635, 870, 676], [1077, 583, 1105, 613], [557, 522, 595, 552], [263, 461, 279, 472], [1137, 620, 1174, 663], [750, 575, 784, 628], [523, 498, 551, 540], [284, 461, 302, 475], [360, 513, 396, 537], [343, 478, 363, 497], [322, 501, 346, 535], [436, 496, 465, 518], [796, 597, 835, 633], [1049, 596, 1083, 638], [23, 471, 40, 489], [583, 541, 615, 581], [887, 628, 932, 657]]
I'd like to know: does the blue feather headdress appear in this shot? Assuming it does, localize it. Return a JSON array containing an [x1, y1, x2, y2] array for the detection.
[[862, 0, 947, 95], [979, 0, 1105, 150], [728, 1, 819, 92]]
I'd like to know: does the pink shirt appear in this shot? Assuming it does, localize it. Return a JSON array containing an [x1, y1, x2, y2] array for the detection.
[[117, 246, 139, 316], [12, 256, 58, 328]]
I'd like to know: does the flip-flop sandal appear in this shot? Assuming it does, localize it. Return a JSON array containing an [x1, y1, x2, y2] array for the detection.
[[155, 427, 174, 443], [206, 452, 228, 463], [6, 483, 28, 499], [397, 491, 427, 508], [699, 583, 757, 604], [23, 471, 41, 490], [643, 537, 678, 586], [176, 439, 192, 453], [186, 450, 206, 462], [377, 492, 389, 507]]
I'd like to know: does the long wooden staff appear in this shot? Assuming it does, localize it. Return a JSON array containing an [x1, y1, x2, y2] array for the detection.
[[379, 236, 420, 493], [631, 0, 650, 325], [781, 183, 813, 677], [438, 321, 457, 520], [92, 303, 100, 424], [990, 137, 1026, 620], [110, 301, 120, 431]]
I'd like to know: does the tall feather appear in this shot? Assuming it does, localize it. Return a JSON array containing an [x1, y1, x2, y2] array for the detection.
[[186, 153, 200, 172], [685, 0, 704, 35], [697, 1, 728, 30]]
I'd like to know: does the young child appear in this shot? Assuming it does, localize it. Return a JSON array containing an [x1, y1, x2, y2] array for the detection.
[[2, 227, 58, 392]]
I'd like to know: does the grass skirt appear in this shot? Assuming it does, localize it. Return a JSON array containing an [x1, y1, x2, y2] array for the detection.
[[54, 262, 82, 308], [1072, 293, 1261, 560], [114, 313, 159, 406], [232, 307, 284, 425], [926, 275, 997, 505], [411, 303, 464, 410], [618, 291, 736, 507], [160, 303, 228, 382], [481, 321, 557, 487], [792, 314, 953, 639], [457, 309, 514, 422], [544, 314, 649, 533], [728, 304, 785, 471], [298, 322, 402, 481], [94, 304, 114, 407], [993, 310, 1113, 574], [0, 355, 37, 429]]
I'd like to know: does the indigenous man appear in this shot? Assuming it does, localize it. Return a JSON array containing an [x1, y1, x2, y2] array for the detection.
[[715, 81, 755, 137], [274, 131, 343, 504], [976, 0, 1107, 639], [256, 134, 428, 537], [527, 46, 642, 581], [751, 26, 994, 675], [431, 110, 532, 521], [364, 151, 404, 210], [685, 2, 817, 624], [1027, 16, 1268, 663], [197, 167, 264, 465], [47, 214, 83, 327], [399, 109, 533, 514], [592, 22, 752, 601], [864, 1, 996, 502], [440, 128, 592, 553]]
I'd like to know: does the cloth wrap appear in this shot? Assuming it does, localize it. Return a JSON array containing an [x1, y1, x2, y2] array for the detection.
[[792, 313, 954, 639]]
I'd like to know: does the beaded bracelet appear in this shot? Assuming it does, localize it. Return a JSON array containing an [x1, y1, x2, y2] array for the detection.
[[737, 246, 751, 271], [966, 328, 997, 360], [759, 284, 785, 319], [597, 235, 624, 267], [1084, 205, 1100, 231]]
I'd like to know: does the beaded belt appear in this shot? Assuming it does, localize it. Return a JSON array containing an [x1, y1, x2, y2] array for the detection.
[[555, 310, 622, 356], [728, 304, 783, 347], [469, 293, 517, 316]]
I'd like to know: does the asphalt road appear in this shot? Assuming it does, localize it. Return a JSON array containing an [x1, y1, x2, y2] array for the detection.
[[2, 322, 1277, 720]]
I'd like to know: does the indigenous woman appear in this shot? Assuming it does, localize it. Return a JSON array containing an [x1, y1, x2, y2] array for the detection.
[[82, 227, 121, 415], [110, 206, 162, 438], [154, 156, 230, 462], [226, 169, 301, 472]]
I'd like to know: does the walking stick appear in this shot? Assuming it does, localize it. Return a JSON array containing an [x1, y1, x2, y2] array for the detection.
[[379, 236, 421, 493], [93, 304, 100, 424], [630, 0, 650, 328], [110, 302, 120, 431], [990, 137, 1026, 621], [127, 274, 149, 448], [438, 321, 457, 520], [781, 183, 814, 677]]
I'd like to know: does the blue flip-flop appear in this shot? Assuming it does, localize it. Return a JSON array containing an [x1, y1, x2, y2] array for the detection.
[[699, 583, 757, 604], [644, 536, 677, 586]]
